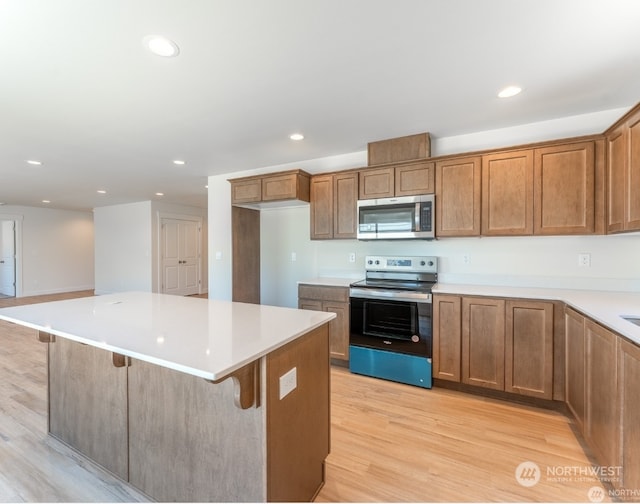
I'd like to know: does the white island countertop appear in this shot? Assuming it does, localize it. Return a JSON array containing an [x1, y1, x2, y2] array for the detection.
[[0, 292, 336, 380]]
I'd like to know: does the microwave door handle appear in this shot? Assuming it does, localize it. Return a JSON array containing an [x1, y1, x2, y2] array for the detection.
[[414, 203, 421, 232]]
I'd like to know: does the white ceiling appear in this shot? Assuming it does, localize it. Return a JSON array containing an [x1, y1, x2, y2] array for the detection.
[[2, 0, 640, 211]]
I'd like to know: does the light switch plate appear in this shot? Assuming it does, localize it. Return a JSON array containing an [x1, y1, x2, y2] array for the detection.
[[279, 367, 297, 400]]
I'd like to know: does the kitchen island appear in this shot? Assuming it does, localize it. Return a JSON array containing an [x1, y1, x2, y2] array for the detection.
[[0, 292, 335, 502]]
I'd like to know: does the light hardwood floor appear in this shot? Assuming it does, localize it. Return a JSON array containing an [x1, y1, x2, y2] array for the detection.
[[0, 292, 608, 502]]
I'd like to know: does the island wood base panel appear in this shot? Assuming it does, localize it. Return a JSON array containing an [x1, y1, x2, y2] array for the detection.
[[44, 323, 330, 502]]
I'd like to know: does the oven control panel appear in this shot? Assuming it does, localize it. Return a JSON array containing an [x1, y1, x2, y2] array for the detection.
[[364, 255, 438, 273]]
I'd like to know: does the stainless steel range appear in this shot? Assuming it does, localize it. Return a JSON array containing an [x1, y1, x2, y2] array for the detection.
[[349, 255, 437, 389]]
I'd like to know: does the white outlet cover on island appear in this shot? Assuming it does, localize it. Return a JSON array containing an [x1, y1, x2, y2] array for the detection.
[[279, 367, 297, 400]]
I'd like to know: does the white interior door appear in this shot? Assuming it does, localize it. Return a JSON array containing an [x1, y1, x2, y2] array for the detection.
[[0, 221, 16, 297], [161, 218, 200, 296]]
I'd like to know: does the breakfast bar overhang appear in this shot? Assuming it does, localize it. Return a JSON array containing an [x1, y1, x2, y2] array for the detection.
[[0, 292, 335, 502]]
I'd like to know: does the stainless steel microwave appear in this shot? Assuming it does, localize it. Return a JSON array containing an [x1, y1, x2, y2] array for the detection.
[[357, 194, 435, 240]]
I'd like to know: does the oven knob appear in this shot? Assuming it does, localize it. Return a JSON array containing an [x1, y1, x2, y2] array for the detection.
[[420, 260, 426, 266], [367, 259, 373, 265], [428, 260, 434, 266], [375, 260, 380, 265]]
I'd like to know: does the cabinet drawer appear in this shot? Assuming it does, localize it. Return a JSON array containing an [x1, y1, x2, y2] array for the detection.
[[298, 285, 349, 303]]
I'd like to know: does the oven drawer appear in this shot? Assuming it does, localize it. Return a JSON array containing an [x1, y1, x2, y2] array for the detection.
[[349, 345, 432, 389]]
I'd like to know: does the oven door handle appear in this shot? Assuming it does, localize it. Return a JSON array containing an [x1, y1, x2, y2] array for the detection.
[[349, 288, 432, 304]]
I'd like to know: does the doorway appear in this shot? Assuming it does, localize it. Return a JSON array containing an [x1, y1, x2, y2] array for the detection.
[[0, 220, 16, 298], [160, 217, 202, 296]]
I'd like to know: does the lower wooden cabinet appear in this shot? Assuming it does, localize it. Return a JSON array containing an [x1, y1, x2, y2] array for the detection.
[[618, 338, 640, 493], [462, 297, 506, 390], [433, 294, 554, 399], [563, 308, 640, 491], [585, 320, 619, 471], [433, 295, 462, 382], [298, 284, 349, 361], [565, 307, 587, 431], [505, 300, 553, 399]]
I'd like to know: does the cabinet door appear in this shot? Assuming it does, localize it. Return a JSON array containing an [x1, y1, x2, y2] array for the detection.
[[607, 125, 626, 233], [231, 178, 262, 204], [359, 167, 394, 200], [310, 175, 333, 240], [505, 300, 553, 399], [262, 172, 299, 201], [298, 298, 323, 311], [534, 142, 595, 235], [324, 302, 349, 360], [618, 338, 640, 492], [565, 308, 586, 432], [395, 161, 435, 196], [333, 172, 358, 239], [48, 338, 129, 480], [435, 156, 481, 236], [482, 150, 534, 235], [585, 320, 619, 470], [433, 295, 462, 382], [627, 113, 640, 230], [462, 297, 505, 390]]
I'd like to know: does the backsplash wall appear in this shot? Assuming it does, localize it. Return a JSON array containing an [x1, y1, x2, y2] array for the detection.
[[260, 205, 640, 308]]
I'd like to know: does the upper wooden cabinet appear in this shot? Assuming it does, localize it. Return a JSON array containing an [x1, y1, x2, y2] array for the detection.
[[534, 141, 598, 235], [435, 156, 481, 237], [367, 132, 430, 165], [482, 150, 534, 236], [230, 170, 310, 205], [359, 160, 434, 200], [607, 107, 640, 233], [310, 172, 358, 240], [230, 178, 262, 204], [478, 140, 601, 237]]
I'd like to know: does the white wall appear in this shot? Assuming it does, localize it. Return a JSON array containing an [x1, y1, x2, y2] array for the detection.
[[0, 206, 94, 297], [94, 201, 152, 294], [95, 201, 209, 296], [209, 106, 640, 307]]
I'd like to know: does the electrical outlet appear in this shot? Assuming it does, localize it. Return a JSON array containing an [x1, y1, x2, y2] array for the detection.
[[291, 252, 297, 262], [279, 367, 297, 399], [578, 253, 591, 267], [463, 254, 471, 265], [349, 252, 356, 263], [215, 251, 222, 260]]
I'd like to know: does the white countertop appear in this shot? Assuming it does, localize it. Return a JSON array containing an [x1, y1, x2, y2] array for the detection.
[[434, 283, 640, 346], [298, 277, 358, 288], [0, 292, 336, 380]]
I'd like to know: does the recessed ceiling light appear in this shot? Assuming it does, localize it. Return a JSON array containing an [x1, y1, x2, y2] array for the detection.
[[155, 192, 164, 197], [289, 133, 304, 141], [173, 160, 186, 165], [144, 35, 180, 58], [27, 160, 42, 165], [97, 190, 107, 194], [498, 85, 522, 98], [42, 200, 50, 204]]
